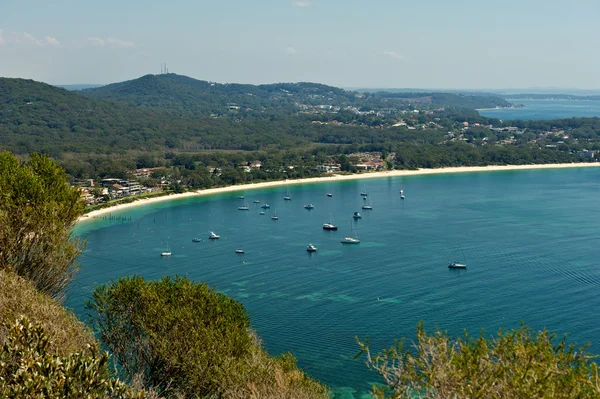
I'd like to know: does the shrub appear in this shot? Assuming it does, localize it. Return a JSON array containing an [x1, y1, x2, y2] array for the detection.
[[0, 317, 145, 398], [88, 275, 329, 398], [357, 322, 600, 398], [0, 151, 84, 299]]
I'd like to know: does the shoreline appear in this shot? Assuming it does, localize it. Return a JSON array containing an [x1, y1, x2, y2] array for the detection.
[[77, 163, 600, 223]]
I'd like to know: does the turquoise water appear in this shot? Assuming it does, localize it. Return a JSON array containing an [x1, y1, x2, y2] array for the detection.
[[68, 168, 600, 398], [479, 99, 600, 120]]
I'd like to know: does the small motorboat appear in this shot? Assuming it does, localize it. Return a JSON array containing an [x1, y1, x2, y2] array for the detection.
[[254, 200, 261, 203], [448, 262, 467, 269], [306, 244, 317, 252], [261, 203, 270, 209], [353, 212, 362, 219], [208, 231, 220, 239], [323, 223, 338, 231], [259, 211, 266, 215], [237, 195, 245, 199], [304, 204, 314, 209], [327, 193, 333, 197], [192, 237, 202, 242], [235, 249, 245, 254]]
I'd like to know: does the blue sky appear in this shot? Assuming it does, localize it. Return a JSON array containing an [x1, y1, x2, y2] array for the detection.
[[1, 0, 599, 89]]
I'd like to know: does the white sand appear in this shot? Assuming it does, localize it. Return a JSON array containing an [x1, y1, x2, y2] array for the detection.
[[78, 163, 600, 223]]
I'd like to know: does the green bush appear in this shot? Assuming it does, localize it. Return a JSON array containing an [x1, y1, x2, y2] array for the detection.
[[0, 151, 84, 298], [357, 322, 600, 398], [0, 317, 145, 399], [87, 275, 329, 398]]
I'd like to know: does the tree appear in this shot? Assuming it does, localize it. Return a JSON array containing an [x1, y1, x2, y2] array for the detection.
[[0, 152, 84, 299], [87, 275, 329, 399], [357, 323, 600, 398], [87, 276, 253, 397]]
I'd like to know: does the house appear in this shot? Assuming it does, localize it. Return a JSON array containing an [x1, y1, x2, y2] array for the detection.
[[316, 164, 341, 173], [577, 150, 598, 159], [249, 161, 262, 168]]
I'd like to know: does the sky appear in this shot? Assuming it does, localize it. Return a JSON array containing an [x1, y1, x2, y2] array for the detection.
[[1, 0, 599, 89]]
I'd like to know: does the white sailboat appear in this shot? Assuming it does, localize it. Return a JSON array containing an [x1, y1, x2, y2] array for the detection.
[[341, 221, 360, 244], [448, 248, 467, 269], [161, 241, 172, 256], [362, 197, 373, 210], [283, 187, 292, 201], [238, 200, 250, 210]]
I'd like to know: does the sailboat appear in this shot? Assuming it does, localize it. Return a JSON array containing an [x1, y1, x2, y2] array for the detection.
[[271, 211, 279, 220], [323, 214, 338, 230], [362, 197, 373, 210], [161, 241, 172, 256], [238, 200, 250, 210], [341, 221, 360, 244], [448, 248, 467, 269], [400, 187, 405, 199], [360, 185, 368, 197], [283, 187, 292, 201]]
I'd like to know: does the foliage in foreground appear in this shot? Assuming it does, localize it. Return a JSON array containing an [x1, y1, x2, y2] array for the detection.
[[87, 275, 329, 399], [0, 317, 145, 399], [357, 323, 600, 399], [0, 269, 96, 355], [0, 151, 84, 299]]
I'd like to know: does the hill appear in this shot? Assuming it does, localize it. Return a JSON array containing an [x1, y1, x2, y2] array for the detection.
[[0, 77, 313, 157], [82, 73, 512, 116], [82, 73, 358, 116]]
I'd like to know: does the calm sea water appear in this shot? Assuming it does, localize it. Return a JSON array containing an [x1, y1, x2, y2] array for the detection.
[[68, 168, 600, 398], [479, 99, 600, 120]]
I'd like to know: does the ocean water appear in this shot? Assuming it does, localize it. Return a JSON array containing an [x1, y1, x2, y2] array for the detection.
[[68, 168, 600, 398], [478, 99, 600, 120]]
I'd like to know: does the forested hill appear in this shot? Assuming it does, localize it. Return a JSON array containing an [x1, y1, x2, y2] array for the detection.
[[81, 73, 513, 116], [82, 74, 358, 116], [0, 77, 320, 155], [371, 91, 513, 109]]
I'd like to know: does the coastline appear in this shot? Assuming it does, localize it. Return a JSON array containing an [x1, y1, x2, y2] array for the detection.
[[77, 163, 600, 223]]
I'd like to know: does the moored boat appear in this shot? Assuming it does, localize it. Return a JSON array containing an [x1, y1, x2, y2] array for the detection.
[[306, 244, 317, 252]]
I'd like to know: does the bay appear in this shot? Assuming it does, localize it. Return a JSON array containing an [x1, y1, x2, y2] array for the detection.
[[67, 168, 600, 398], [478, 99, 600, 120]]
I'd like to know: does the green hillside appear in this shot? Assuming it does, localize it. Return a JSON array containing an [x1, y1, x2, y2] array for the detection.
[[82, 73, 358, 116]]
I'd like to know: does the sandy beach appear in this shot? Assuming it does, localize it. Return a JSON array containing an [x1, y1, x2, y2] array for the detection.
[[78, 163, 600, 223]]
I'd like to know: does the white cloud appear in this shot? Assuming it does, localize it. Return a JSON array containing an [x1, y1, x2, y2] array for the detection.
[[7, 32, 60, 47], [44, 36, 60, 47], [21, 32, 44, 46], [87, 37, 135, 48], [106, 38, 135, 48], [87, 37, 105, 47], [285, 47, 298, 55], [291, 1, 311, 7], [0, 30, 5, 47], [382, 50, 406, 61]]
